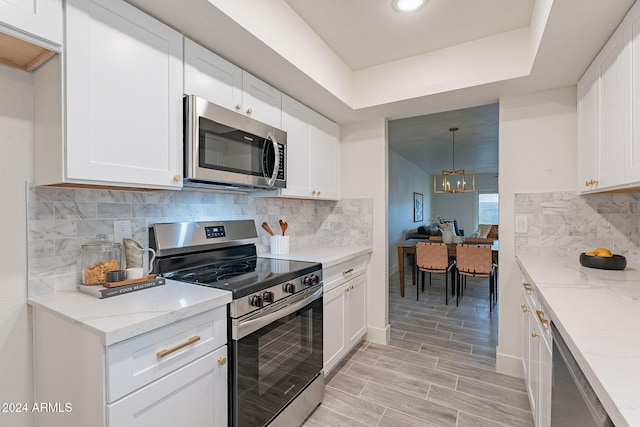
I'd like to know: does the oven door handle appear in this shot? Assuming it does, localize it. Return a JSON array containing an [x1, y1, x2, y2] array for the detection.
[[233, 285, 322, 340]]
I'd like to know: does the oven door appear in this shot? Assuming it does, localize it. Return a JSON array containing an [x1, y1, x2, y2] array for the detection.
[[185, 95, 286, 189], [230, 285, 323, 427]]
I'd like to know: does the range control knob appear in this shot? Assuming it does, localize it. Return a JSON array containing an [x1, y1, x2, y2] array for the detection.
[[262, 291, 274, 303], [311, 274, 320, 285], [249, 295, 263, 308], [283, 283, 295, 294], [303, 276, 311, 286]]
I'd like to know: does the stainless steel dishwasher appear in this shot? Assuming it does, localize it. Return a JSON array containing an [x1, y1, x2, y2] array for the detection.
[[551, 323, 614, 426]]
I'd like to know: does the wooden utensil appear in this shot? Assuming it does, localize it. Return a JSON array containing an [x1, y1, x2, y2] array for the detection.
[[279, 220, 288, 236], [262, 222, 275, 236], [103, 274, 157, 288]]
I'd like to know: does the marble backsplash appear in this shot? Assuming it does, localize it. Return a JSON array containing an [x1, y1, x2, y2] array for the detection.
[[27, 185, 373, 296], [515, 191, 640, 262]]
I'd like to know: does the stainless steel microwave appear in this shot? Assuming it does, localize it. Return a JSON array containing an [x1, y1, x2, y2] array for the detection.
[[183, 95, 286, 191]]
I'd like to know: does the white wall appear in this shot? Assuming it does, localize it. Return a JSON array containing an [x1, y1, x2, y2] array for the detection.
[[497, 85, 577, 376], [341, 118, 389, 345], [0, 64, 34, 427], [388, 150, 431, 273]]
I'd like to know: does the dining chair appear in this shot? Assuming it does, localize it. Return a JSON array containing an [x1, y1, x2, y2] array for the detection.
[[415, 242, 456, 303], [455, 244, 497, 311]]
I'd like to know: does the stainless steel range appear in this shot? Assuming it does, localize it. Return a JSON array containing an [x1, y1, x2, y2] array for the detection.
[[149, 220, 324, 427]]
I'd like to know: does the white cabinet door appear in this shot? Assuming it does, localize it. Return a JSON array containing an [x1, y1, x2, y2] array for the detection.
[[184, 38, 243, 111], [626, 3, 640, 182], [529, 317, 541, 426], [310, 113, 340, 200], [108, 348, 227, 427], [539, 338, 552, 427], [577, 64, 599, 193], [520, 290, 531, 388], [323, 284, 346, 374], [281, 94, 312, 198], [279, 94, 340, 200], [346, 274, 366, 347], [65, 0, 183, 189], [595, 24, 626, 189], [0, 0, 62, 45], [242, 70, 282, 128]]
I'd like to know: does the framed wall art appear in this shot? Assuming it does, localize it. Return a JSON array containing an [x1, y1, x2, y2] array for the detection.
[[414, 192, 423, 222]]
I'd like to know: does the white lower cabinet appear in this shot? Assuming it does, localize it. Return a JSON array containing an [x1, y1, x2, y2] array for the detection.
[[323, 256, 368, 374], [520, 279, 552, 427], [33, 306, 228, 427], [107, 347, 227, 426]]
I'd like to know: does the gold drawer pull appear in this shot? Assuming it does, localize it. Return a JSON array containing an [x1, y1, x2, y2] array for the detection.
[[521, 304, 528, 313], [531, 331, 541, 338], [343, 268, 354, 275], [157, 335, 200, 358], [536, 310, 550, 326], [523, 283, 532, 292], [218, 356, 227, 366]]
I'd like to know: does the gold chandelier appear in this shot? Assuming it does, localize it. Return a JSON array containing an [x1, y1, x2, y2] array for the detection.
[[433, 127, 476, 194]]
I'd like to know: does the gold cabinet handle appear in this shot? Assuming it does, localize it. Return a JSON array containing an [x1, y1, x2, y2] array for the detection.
[[317, 191, 321, 196], [311, 190, 317, 196], [536, 310, 550, 326], [343, 268, 354, 275], [531, 331, 541, 338], [235, 103, 242, 110], [157, 335, 200, 358], [246, 108, 253, 114], [523, 283, 532, 293], [218, 356, 227, 366], [173, 174, 182, 182], [521, 304, 529, 313], [585, 179, 599, 186]]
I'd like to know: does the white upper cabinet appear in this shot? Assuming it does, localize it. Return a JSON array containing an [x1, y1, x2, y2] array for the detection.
[[35, 0, 184, 189], [184, 38, 282, 128], [184, 38, 243, 112], [280, 94, 340, 200], [0, 0, 62, 46], [625, 2, 640, 183], [578, 24, 626, 193], [578, 0, 640, 193]]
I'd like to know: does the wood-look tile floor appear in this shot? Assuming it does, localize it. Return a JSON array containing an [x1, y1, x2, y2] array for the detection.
[[302, 270, 534, 427]]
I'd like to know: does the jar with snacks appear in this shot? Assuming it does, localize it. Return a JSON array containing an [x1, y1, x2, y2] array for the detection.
[[80, 234, 122, 285]]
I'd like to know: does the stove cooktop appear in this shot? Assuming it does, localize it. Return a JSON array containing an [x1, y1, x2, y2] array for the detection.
[[165, 257, 321, 299]]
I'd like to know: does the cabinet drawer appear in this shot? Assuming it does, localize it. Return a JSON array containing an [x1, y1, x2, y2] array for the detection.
[[323, 255, 367, 293], [106, 306, 227, 402]]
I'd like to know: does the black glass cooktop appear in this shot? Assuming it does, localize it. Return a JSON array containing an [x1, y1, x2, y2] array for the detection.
[[165, 257, 321, 298]]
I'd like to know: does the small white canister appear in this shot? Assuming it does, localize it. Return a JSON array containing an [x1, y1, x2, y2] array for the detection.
[[270, 235, 290, 255]]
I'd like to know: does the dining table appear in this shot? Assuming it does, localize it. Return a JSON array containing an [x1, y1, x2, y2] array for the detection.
[[396, 239, 499, 297]]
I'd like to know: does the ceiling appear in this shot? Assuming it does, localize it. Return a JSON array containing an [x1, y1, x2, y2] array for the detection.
[[284, 0, 521, 175], [388, 104, 499, 175], [284, 0, 535, 71], [126, 0, 635, 175]]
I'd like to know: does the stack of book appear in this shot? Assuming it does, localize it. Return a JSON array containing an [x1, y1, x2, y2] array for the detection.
[[78, 275, 166, 299]]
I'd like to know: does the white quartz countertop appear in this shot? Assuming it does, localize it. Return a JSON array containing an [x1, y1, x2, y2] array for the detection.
[[260, 245, 372, 268], [517, 256, 640, 427], [28, 280, 232, 346]]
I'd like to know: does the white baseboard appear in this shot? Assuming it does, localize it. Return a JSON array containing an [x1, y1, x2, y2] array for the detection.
[[365, 324, 390, 345], [496, 351, 524, 378]]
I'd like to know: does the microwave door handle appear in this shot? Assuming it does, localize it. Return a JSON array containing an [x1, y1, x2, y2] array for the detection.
[[263, 132, 279, 186]]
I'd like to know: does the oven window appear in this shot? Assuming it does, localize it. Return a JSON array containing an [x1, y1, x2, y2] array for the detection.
[[232, 297, 323, 427], [199, 117, 264, 177]]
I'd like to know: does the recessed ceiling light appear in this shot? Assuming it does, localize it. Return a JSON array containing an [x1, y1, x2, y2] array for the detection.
[[392, 0, 427, 12]]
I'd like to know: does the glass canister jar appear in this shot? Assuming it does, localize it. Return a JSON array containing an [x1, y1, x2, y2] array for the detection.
[[81, 234, 122, 285]]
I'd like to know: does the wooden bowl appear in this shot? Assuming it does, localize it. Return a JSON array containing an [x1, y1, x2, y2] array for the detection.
[[579, 253, 626, 270]]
